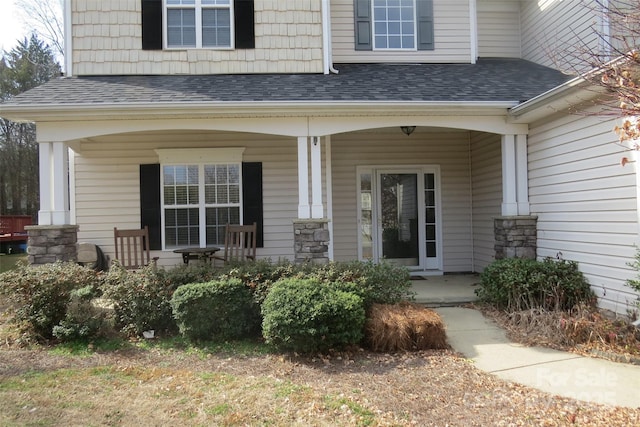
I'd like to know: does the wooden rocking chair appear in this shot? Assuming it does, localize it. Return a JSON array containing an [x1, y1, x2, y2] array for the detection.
[[113, 226, 158, 269], [211, 222, 257, 264]]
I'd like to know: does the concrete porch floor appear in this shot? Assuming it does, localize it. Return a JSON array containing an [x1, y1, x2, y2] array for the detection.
[[410, 274, 480, 307]]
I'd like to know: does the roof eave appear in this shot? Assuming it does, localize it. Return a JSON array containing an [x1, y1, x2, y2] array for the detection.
[[0, 100, 519, 123]]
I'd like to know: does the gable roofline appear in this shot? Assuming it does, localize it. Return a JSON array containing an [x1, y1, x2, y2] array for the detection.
[[508, 54, 634, 123]]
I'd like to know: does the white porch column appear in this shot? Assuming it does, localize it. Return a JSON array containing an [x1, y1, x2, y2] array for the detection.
[[515, 134, 530, 215], [501, 134, 518, 216], [501, 134, 530, 216], [294, 135, 331, 264], [38, 141, 70, 225], [297, 136, 311, 219], [310, 136, 324, 218]]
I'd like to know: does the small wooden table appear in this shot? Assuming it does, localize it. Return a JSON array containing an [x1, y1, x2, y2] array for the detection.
[[172, 246, 221, 265]]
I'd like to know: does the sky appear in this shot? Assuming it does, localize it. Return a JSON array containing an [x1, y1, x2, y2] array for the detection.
[[0, 0, 29, 53]]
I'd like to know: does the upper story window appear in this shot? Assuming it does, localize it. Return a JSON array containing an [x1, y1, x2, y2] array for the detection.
[[166, 0, 232, 48], [355, 0, 434, 51], [373, 0, 416, 49], [141, 0, 255, 50]]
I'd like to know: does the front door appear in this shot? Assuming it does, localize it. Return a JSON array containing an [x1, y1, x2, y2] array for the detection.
[[358, 166, 441, 271]]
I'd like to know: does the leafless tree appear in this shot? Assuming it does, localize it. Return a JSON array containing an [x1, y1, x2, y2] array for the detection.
[[15, 0, 64, 60], [569, 1, 640, 151]]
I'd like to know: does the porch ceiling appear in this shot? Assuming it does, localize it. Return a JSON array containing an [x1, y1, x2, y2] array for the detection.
[[0, 59, 572, 123]]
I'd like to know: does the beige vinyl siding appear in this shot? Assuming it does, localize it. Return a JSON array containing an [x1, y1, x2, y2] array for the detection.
[[331, 0, 472, 63], [330, 128, 473, 272], [477, 0, 521, 58], [470, 131, 502, 271], [528, 110, 639, 313], [520, 0, 600, 72], [72, 0, 323, 75], [72, 131, 298, 267]]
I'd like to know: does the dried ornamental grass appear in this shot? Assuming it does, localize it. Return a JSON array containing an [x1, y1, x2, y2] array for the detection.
[[496, 304, 640, 358], [365, 302, 448, 352]]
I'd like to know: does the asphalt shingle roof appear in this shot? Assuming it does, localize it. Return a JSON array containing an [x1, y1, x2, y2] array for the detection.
[[3, 59, 572, 107]]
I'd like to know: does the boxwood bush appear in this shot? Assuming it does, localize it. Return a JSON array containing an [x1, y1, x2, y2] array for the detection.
[[216, 259, 299, 306], [476, 257, 595, 311], [52, 284, 112, 341], [0, 262, 102, 340], [303, 260, 414, 309], [261, 278, 365, 353], [171, 278, 259, 342], [215, 259, 413, 311], [102, 261, 176, 336]]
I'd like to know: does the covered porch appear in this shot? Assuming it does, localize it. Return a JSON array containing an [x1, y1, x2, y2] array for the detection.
[[0, 61, 568, 271]]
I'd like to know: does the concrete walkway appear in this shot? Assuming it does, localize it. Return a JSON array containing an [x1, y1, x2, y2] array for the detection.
[[411, 274, 479, 306], [436, 307, 640, 409]]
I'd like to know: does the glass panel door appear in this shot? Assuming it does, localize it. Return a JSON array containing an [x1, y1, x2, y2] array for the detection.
[[358, 166, 441, 271], [378, 173, 419, 267]]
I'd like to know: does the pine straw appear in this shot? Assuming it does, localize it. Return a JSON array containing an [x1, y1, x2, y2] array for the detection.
[[482, 303, 640, 361], [365, 302, 448, 352]]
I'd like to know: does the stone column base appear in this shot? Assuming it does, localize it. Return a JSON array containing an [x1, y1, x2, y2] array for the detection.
[[494, 216, 537, 260], [26, 225, 79, 265], [293, 219, 330, 265]]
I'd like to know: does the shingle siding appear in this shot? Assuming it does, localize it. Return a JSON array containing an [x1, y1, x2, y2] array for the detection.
[[71, 0, 323, 75]]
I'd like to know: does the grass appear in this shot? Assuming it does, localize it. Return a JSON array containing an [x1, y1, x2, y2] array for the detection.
[[0, 253, 27, 274], [2, 330, 639, 425]]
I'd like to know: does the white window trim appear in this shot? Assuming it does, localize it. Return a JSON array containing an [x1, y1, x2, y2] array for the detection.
[[156, 148, 245, 250], [372, 0, 418, 51], [163, 0, 235, 50], [156, 148, 245, 164]]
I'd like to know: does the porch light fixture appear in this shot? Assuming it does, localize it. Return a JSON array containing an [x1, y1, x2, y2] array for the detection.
[[400, 126, 416, 136]]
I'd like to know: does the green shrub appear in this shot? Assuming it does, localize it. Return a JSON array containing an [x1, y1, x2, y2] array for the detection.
[[214, 259, 413, 312], [626, 248, 640, 310], [0, 262, 102, 339], [163, 263, 219, 288], [216, 259, 298, 306], [52, 285, 112, 341], [171, 279, 259, 342], [302, 260, 414, 309], [476, 257, 595, 311], [101, 262, 176, 336], [261, 278, 365, 353]]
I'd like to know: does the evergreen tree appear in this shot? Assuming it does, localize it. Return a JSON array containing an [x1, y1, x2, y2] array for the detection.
[[0, 35, 61, 217]]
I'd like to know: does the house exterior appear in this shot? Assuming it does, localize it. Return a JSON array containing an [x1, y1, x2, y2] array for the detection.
[[0, 0, 639, 315]]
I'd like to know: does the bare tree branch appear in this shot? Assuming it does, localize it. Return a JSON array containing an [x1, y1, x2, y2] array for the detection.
[[15, 0, 64, 60]]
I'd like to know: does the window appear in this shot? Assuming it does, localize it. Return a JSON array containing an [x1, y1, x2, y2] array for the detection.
[[354, 0, 433, 51], [140, 160, 263, 250], [162, 163, 240, 248], [141, 0, 255, 50], [166, 0, 232, 48], [373, 0, 416, 49], [150, 148, 257, 250]]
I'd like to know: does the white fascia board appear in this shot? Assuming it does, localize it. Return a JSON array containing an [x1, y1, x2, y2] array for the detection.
[[0, 100, 518, 123], [507, 74, 602, 123], [508, 55, 634, 123]]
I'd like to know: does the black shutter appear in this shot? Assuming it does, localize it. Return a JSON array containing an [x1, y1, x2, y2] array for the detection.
[[354, 0, 372, 51], [140, 164, 162, 250], [417, 0, 434, 51], [234, 0, 255, 49], [242, 162, 263, 247], [142, 0, 163, 50]]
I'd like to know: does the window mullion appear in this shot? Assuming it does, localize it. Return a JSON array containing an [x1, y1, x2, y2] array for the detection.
[[195, 0, 203, 48]]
